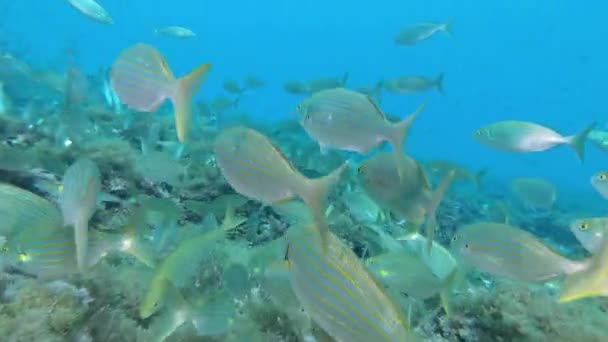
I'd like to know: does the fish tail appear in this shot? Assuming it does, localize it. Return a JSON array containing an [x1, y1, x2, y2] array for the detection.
[[74, 217, 89, 273], [301, 162, 349, 252], [565, 122, 595, 162], [440, 267, 464, 316], [443, 21, 454, 36], [473, 167, 488, 188], [172, 63, 212, 143], [388, 101, 425, 180], [435, 72, 446, 94], [189, 290, 235, 336], [341, 72, 350, 87], [424, 170, 455, 253], [559, 237, 608, 303]]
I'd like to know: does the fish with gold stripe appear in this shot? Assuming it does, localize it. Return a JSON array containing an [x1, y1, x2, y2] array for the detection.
[[284, 224, 418, 342]]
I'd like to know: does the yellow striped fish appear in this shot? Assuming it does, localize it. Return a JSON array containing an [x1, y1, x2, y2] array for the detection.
[[294, 88, 424, 180], [10, 225, 77, 276], [559, 234, 608, 303], [0, 183, 63, 236], [451, 222, 588, 283], [59, 158, 101, 273], [110, 43, 211, 143], [214, 126, 347, 249], [285, 224, 417, 342], [0, 183, 115, 277]]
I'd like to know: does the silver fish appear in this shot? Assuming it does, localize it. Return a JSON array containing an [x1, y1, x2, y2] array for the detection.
[[67, 0, 113, 24], [394, 22, 452, 46], [473, 120, 594, 161]]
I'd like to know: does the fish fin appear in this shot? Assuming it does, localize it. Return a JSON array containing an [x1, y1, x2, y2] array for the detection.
[[189, 290, 235, 337], [439, 269, 459, 316], [565, 122, 595, 162], [389, 101, 425, 181], [301, 162, 349, 252], [435, 73, 445, 94], [319, 144, 330, 155], [424, 170, 455, 253], [559, 238, 608, 303], [172, 63, 212, 143], [220, 199, 247, 231], [74, 217, 89, 273], [118, 206, 164, 268], [443, 21, 453, 37]]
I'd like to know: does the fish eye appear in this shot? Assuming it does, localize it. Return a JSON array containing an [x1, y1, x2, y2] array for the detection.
[[474, 129, 483, 136], [296, 104, 303, 110], [357, 166, 363, 174], [452, 235, 458, 242], [464, 243, 469, 249], [598, 173, 607, 181], [17, 252, 28, 262], [579, 221, 589, 231]]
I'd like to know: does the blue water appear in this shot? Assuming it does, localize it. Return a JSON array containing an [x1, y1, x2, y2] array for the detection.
[[0, 1, 607, 340], [2, 0, 605, 195]]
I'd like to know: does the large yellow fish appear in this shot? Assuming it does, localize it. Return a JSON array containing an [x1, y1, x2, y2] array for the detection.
[[214, 125, 347, 249], [59, 158, 101, 273], [285, 224, 417, 342], [110, 43, 211, 143], [451, 222, 588, 283]]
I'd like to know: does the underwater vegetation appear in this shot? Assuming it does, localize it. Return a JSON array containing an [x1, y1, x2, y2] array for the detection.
[[0, 1, 607, 341]]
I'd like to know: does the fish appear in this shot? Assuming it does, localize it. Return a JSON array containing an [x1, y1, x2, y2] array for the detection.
[[154, 26, 197, 39], [243, 75, 265, 89], [357, 152, 454, 251], [510, 177, 557, 210], [0, 82, 14, 116], [285, 224, 417, 342], [110, 43, 211, 143], [307, 73, 349, 93], [210, 96, 239, 115], [214, 125, 347, 249], [569, 217, 608, 254], [0, 184, 116, 277], [295, 87, 424, 180], [382, 74, 445, 94], [423, 159, 486, 187], [587, 129, 608, 151], [283, 81, 310, 95], [394, 22, 452, 46], [147, 281, 235, 341], [451, 222, 588, 283], [367, 232, 460, 315], [102, 70, 123, 114], [140, 203, 245, 318], [590, 171, 608, 199], [559, 233, 608, 303], [341, 190, 382, 224], [223, 80, 244, 94], [66, 0, 113, 24], [485, 200, 510, 224], [59, 158, 101, 273], [473, 121, 595, 161], [0, 183, 64, 237]]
